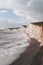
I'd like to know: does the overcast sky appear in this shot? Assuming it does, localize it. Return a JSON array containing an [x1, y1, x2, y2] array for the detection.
[[0, 0, 43, 29]]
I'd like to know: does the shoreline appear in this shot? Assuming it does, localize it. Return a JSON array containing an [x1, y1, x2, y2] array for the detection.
[[9, 38, 41, 65]]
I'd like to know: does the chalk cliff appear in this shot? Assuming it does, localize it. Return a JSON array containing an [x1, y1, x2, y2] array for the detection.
[[25, 22, 43, 45]]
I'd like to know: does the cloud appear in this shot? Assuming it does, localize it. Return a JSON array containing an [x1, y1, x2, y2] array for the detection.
[[0, 0, 43, 22], [12, 0, 43, 22], [0, 10, 7, 14], [0, 18, 16, 29], [13, 0, 43, 22]]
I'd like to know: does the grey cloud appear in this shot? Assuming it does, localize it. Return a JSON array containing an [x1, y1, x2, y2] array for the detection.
[[14, 0, 43, 21], [31, 0, 43, 13], [14, 0, 29, 5], [27, 0, 43, 21]]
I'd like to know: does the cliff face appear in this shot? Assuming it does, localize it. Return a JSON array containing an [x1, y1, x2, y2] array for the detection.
[[26, 24, 43, 44]]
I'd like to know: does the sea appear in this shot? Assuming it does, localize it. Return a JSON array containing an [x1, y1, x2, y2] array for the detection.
[[0, 30, 30, 65]]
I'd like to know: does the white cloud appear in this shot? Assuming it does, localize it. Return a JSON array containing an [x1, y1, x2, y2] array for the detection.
[[0, 0, 43, 22], [0, 10, 7, 14]]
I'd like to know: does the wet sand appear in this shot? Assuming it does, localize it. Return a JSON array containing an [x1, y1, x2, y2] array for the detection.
[[9, 38, 42, 65]]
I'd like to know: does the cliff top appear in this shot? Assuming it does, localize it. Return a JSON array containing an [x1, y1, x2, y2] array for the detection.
[[31, 22, 43, 26]]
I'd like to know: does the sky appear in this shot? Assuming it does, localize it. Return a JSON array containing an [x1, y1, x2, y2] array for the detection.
[[0, 0, 43, 29]]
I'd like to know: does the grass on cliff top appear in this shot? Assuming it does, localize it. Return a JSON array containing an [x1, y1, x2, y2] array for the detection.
[[31, 22, 43, 26]]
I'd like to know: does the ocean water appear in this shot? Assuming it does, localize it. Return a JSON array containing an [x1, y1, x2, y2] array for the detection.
[[0, 31, 30, 65]]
